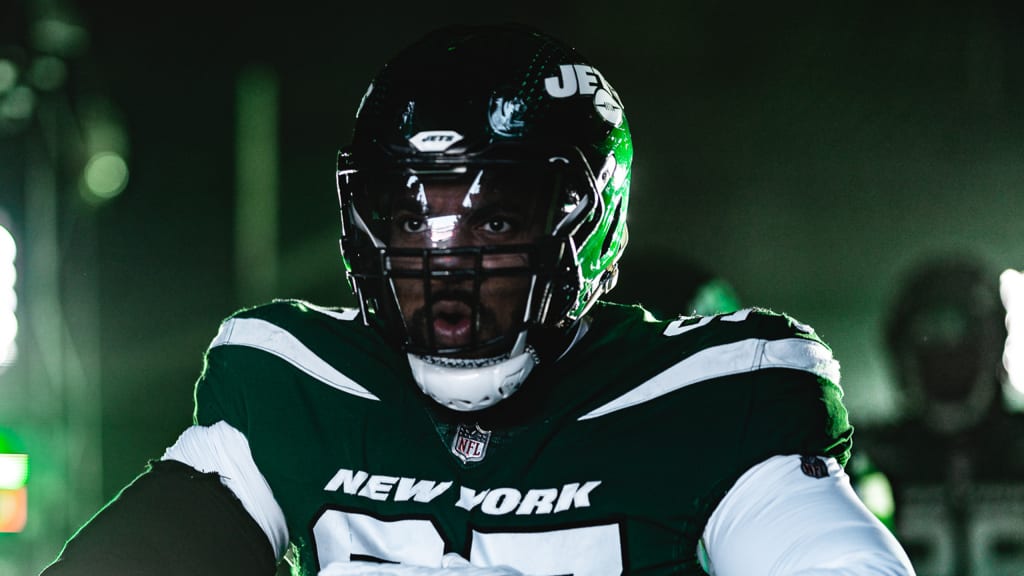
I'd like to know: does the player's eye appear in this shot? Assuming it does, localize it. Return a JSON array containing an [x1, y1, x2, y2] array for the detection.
[[482, 218, 513, 234], [400, 218, 427, 233]]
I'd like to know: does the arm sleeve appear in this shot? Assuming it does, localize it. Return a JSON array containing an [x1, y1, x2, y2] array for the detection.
[[39, 459, 276, 576], [701, 454, 916, 576]]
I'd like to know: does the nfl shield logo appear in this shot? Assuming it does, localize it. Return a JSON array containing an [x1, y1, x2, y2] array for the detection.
[[451, 424, 491, 463]]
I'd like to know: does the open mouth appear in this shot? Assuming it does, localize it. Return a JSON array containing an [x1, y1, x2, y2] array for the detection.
[[429, 301, 475, 347], [403, 289, 512, 356]]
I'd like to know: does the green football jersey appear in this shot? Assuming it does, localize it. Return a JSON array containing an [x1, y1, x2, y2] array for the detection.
[[193, 300, 851, 575]]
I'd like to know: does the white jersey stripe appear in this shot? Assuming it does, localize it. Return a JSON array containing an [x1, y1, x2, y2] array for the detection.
[[298, 301, 360, 322], [211, 317, 380, 401], [578, 337, 839, 421]]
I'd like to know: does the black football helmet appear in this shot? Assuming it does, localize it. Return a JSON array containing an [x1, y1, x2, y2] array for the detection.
[[886, 255, 1008, 433], [335, 25, 632, 410]]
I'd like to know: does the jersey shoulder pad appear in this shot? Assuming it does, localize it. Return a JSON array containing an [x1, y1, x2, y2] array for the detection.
[[661, 306, 828, 344], [578, 305, 852, 466], [195, 300, 398, 428], [205, 298, 403, 377], [585, 304, 836, 379], [208, 299, 371, 351], [226, 298, 361, 326], [719, 307, 843, 383], [577, 306, 842, 416]]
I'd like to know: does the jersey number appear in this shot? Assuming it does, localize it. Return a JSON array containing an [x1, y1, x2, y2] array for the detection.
[[312, 509, 624, 575]]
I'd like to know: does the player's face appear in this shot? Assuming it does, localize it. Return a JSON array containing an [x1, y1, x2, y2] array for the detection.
[[386, 169, 552, 357], [907, 304, 989, 403]]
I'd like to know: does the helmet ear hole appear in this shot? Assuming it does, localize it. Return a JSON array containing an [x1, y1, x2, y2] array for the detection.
[[600, 200, 624, 257]]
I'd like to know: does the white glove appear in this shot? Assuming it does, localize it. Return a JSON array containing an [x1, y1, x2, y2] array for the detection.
[[318, 553, 525, 576]]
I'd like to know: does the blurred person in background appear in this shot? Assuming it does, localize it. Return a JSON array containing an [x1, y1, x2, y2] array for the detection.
[[853, 254, 1024, 576]]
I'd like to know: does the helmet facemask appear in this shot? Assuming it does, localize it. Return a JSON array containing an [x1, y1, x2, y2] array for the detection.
[[338, 148, 600, 364]]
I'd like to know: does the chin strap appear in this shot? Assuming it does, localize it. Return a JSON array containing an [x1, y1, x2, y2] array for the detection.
[[407, 331, 538, 411]]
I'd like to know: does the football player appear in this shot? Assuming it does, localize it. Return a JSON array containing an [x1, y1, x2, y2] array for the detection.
[[853, 256, 1024, 576], [41, 24, 915, 575]]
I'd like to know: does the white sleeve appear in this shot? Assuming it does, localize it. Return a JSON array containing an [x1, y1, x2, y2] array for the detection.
[[701, 454, 915, 576], [161, 420, 290, 560]]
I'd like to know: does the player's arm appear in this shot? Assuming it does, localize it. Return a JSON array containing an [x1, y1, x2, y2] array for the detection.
[[700, 454, 915, 576], [39, 459, 275, 575], [40, 422, 284, 576]]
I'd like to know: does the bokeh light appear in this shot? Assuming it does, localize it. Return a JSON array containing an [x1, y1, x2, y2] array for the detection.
[[82, 151, 129, 203]]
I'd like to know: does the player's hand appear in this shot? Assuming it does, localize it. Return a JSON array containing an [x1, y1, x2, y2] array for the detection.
[[318, 553, 525, 576]]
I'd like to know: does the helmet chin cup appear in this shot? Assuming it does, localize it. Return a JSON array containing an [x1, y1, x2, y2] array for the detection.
[[407, 332, 537, 411]]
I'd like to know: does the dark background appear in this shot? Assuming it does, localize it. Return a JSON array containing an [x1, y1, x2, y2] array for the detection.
[[2, 1, 1023, 571]]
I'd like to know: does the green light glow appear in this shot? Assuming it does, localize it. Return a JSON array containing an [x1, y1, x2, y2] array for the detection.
[[858, 471, 894, 522], [0, 59, 17, 93], [83, 151, 129, 201], [690, 278, 742, 316], [0, 454, 28, 490], [27, 55, 68, 92], [0, 85, 36, 121]]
